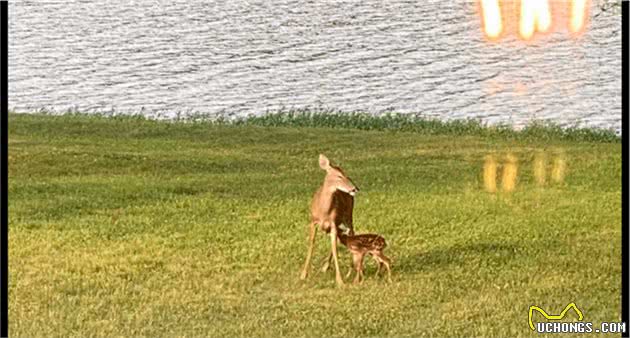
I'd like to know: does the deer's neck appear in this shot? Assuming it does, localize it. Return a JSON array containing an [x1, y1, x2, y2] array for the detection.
[[317, 184, 337, 211]]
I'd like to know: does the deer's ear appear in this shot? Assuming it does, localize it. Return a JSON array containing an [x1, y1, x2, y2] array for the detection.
[[319, 154, 330, 170]]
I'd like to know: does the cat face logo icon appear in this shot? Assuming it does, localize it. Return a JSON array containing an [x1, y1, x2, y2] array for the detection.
[[528, 303, 584, 331]]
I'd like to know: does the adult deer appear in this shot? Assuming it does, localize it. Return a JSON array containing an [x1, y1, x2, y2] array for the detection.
[[300, 154, 359, 286]]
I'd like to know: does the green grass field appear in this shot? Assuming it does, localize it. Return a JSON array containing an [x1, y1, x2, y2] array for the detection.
[[8, 113, 622, 337]]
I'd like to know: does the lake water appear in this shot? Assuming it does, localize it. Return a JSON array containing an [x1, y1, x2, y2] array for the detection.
[[8, 1, 622, 132]]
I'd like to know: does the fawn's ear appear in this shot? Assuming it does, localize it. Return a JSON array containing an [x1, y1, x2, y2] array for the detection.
[[319, 154, 330, 170]]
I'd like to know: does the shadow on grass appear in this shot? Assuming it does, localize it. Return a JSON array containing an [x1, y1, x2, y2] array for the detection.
[[395, 242, 522, 273]]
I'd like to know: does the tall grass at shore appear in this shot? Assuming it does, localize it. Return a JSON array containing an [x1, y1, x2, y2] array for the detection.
[[15, 109, 620, 142]]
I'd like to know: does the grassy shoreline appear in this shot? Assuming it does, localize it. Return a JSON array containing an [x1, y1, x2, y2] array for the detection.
[[10, 110, 621, 143], [8, 113, 622, 336]]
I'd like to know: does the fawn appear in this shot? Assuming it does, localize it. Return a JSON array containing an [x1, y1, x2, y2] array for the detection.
[[300, 154, 359, 286], [338, 228, 392, 284]]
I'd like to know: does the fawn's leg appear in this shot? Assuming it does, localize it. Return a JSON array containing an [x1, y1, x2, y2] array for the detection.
[[375, 261, 383, 277], [345, 257, 354, 279], [330, 225, 344, 286], [344, 221, 355, 276], [300, 222, 317, 280], [321, 252, 332, 272], [376, 252, 392, 283], [352, 253, 363, 284], [346, 250, 356, 279], [370, 254, 382, 277], [358, 254, 366, 283], [343, 245, 354, 279]]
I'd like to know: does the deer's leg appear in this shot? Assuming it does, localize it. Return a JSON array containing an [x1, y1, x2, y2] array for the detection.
[[358, 254, 366, 284], [345, 259, 354, 279], [352, 253, 363, 284], [341, 245, 355, 279], [358, 267, 364, 283], [346, 221, 356, 276], [374, 255, 383, 277], [371, 252, 384, 277], [323, 233, 349, 274], [345, 250, 357, 280], [300, 222, 317, 280], [321, 251, 332, 272], [376, 252, 392, 283], [321, 223, 338, 273], [330, 226, 344, 286]]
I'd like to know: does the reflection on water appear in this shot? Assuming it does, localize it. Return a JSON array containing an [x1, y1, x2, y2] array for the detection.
[[533, 151, 547, 186], [551, 154, 567, 183], [483, 150, 566, 193], [483, 155, 498, 193], [502, 153, 518, 192], [533, 150, 567, 186]]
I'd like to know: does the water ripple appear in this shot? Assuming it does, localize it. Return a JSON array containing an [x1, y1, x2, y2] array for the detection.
[[8, 0, 621, 132]]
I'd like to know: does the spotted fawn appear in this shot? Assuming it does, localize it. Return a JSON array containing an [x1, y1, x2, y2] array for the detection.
[[338, 231, 392, 284]]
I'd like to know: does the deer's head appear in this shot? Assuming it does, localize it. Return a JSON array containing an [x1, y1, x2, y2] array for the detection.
[[319, 154, 360, 196]]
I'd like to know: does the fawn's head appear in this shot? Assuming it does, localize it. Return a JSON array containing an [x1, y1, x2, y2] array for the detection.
[[319, 154, 360, 196]]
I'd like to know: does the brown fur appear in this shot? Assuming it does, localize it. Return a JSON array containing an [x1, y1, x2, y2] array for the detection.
[[339, 233, 392, 284], [300, 154, 359, 286]]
